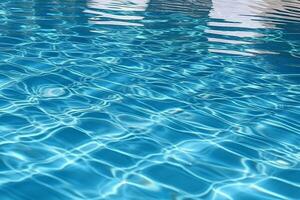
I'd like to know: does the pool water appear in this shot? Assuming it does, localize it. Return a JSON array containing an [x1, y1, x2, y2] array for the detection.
[[0, 0, 300, 199]]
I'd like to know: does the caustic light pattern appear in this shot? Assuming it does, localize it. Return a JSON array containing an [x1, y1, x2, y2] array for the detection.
[[0, 0, 300, 199]]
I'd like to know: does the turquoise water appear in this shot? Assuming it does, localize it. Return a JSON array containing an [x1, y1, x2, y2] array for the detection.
[[0, 0, 300, 199]]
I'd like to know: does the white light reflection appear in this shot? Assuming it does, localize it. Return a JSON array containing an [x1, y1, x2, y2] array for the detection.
[[206, 0, 299, 56], [208, 0, 291, 30], [85, 0, 149, 26]]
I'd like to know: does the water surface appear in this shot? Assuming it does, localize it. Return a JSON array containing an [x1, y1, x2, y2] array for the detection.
[[0, 0, 300, 199]]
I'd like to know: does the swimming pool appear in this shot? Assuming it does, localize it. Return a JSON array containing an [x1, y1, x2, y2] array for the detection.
[[0, 0, 299, 199]]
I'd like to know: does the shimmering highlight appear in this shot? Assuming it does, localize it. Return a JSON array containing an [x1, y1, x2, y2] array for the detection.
[[0, 0, 299, 199]]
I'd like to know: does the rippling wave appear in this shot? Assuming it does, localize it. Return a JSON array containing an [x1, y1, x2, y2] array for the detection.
[[0, 0, 299, 199]]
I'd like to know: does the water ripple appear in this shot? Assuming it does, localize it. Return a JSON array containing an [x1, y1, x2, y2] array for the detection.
[[0, 0, 299, 199]]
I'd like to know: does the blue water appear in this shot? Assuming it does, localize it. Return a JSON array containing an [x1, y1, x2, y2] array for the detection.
[[0, 0, 300, 199]]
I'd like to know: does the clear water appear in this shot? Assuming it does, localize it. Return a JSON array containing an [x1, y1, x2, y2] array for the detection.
[[0, 0, 300, 199]]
